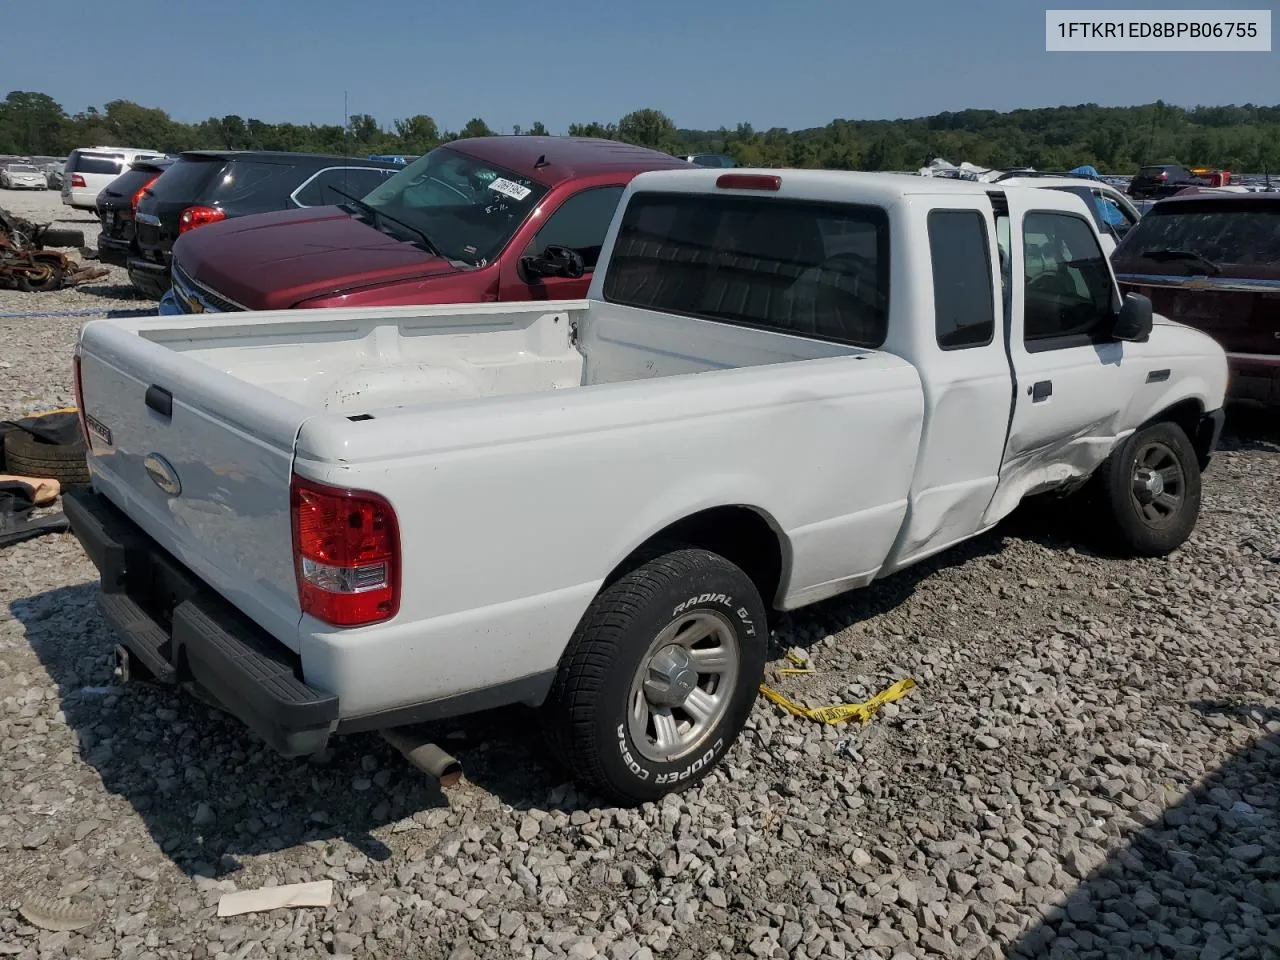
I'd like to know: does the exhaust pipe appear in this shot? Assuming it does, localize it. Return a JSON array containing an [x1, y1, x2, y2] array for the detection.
[[113, 645, 134, 683], [380, 729, 463, 788]]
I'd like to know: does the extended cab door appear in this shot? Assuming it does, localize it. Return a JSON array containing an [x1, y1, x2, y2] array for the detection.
[[985, 189, 1148, 522], [499, 185, 626, 301], [879, 197, 1013, 573]]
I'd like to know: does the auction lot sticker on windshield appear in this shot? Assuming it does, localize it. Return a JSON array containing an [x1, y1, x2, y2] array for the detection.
[[488, 178, 532, 201], [1046, 9, 1271, 51]]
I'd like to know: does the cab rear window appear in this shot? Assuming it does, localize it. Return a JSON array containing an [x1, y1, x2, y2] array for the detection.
[[602, 192, 890, 348]]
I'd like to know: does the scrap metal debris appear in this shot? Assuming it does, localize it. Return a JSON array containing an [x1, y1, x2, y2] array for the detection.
[[0, 205, 106, 292], [216, 880, 334, 917]]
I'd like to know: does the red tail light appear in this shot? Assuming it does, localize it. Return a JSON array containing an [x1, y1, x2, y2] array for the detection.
[[1156, 171, 1168, 181], [71, 174, 86, 188], [179, 205, 226, 234], [72, 351, 91, 448], [716, 173, 782, 191], [132, 175, 160, 211], [290, 475, 400, 627]]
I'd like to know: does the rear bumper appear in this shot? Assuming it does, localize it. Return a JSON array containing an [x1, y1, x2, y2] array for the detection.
[[64, 488, 339, 756], [97, 235, 133, 267], [1226, 352, 1280, 407], [126, 256, 171, 299]]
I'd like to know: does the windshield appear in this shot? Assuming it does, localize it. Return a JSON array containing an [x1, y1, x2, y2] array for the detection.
[[360, 146, 548, 264], [7, 164, 39, 173], [1114, 203, 1280, 267]]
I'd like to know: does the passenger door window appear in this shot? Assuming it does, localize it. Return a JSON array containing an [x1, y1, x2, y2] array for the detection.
[[1022, 212, 1116, 352], [526, 187, 625, 271], [292, 167, 397, 207], [1093, 191, 1137, 240]]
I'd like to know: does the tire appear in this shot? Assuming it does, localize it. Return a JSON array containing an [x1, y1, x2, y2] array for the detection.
[[1097, 420, 1201, 557], [542, 546, 768, 805], [39, 228, 85, 248], [2, 428, 89, 487]]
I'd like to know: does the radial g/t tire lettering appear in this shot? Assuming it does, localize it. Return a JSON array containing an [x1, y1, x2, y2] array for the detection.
[[542, 546, 768, 805]]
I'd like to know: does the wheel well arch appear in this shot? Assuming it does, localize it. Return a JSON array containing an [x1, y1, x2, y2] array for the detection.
[[603, 506, 790, 615], [1148, 396, 1212, 468]]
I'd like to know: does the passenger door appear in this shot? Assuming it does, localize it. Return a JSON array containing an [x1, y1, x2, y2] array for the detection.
[[986, 192, 1147, 523], [500, 186, 625, 301]]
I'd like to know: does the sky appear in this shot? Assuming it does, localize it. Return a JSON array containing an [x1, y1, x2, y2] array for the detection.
[[3, 0, 1275, 132]]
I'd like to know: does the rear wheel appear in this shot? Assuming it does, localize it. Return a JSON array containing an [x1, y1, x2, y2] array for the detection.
[[1097, 420, 1201, 556], [542, 546, 768, 805]]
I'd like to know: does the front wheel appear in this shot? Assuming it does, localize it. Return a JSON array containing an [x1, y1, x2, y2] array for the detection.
[[1097, 420, 1202, 557], [542, 546, 768, 805]]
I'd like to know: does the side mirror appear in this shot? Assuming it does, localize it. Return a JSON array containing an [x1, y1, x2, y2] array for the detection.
[[1113, 292, 1153, 342], [519, 244, 586, 282]]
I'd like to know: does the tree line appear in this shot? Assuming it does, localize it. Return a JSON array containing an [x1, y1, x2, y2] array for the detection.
[[3, 90, 1278, 174]]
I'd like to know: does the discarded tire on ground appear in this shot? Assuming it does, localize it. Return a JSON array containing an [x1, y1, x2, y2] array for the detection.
[[2, 429, 89, 487], [37, 228, 86, 249]]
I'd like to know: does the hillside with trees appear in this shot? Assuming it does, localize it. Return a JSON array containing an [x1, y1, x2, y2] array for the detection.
[[2, 91, 1277, 174]]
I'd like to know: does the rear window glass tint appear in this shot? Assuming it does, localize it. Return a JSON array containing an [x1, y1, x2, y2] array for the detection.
[[101, 169, 156, 199], [69, 153, 123, 175], [602, 192, 889, 348], [205, 160, 288, 205], [149, 158, 226, 200], [1115, 204, 1280, 266]]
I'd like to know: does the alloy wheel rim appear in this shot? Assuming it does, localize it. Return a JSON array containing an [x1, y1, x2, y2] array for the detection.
[[1129, 441, 1185, 527], [627, 610, 740, 764]]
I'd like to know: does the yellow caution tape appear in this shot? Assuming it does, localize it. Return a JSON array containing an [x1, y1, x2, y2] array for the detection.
[[784, 651, 809, 666], [26, 407, 78, 418], [758, 677, 917, 725]]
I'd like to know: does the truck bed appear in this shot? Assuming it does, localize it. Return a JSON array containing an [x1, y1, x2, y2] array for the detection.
[[77, 297, 924, 718], [108, 299, 861, 417]]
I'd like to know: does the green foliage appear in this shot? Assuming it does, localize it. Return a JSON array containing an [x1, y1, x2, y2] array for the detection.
[[1, 91, 1277, 173]]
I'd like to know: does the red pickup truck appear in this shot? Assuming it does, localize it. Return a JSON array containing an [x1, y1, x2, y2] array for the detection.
[[159, 136, 691, 315]]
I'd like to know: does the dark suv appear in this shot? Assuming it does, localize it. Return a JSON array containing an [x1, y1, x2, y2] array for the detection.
[[127, 151, 400, 298], [1127, 163, 1204, 201], [95, 157, 174, 267], [1112, 193, 1280, 407]]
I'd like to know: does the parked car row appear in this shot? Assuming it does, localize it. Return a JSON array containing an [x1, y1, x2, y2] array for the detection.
[[0, 155, 70, 190], [0, 161, 48, 190], [112, 137, 692, 311]]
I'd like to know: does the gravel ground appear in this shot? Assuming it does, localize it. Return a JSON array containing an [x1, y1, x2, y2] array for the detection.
[[1, 189, 1278, 960]]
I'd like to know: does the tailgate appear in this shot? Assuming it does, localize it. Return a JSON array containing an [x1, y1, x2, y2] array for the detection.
[[76, 320, 309, 649]]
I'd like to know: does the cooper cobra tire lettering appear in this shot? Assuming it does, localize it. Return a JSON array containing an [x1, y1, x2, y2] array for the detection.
[[616, 723, 650, 780], [653, 738, 725, 785]]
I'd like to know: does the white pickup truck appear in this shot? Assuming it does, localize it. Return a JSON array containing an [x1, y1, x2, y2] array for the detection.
[[66, 169, 1228, 804]]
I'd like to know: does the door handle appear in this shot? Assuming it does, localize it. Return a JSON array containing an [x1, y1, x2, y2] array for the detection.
[[1029, 380, 1053, 402], [145, 384, 173, 418]]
